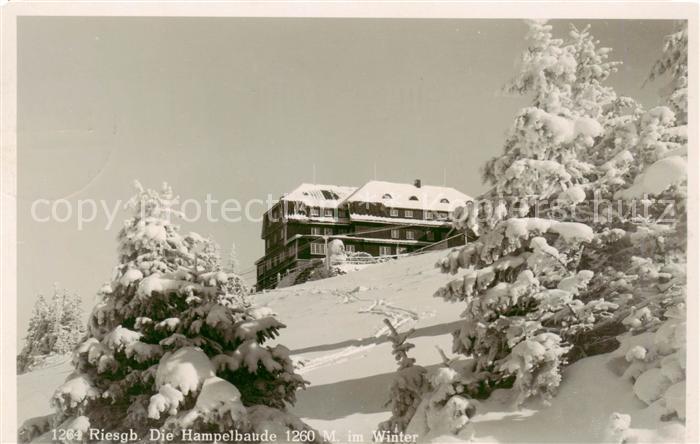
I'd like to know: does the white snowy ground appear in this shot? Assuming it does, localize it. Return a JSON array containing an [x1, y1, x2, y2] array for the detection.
[[18, 250, 685, 442]]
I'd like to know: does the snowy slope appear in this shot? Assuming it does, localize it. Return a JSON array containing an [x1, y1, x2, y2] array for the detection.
[[17, 250, 684, 442], [18, 355, 73, 428], [254, 250, 460, 440]]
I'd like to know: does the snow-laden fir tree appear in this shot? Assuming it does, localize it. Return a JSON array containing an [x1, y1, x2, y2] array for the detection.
[[404, 352, 478, 440], [17, 294, 50, 374], [18, 286, 85, 374], [19, 182, 319, 443], [403, 20, 687, 437], [433, 20, 625, 406], [599, 21, 688, 425], [55, 289, 87, 355]]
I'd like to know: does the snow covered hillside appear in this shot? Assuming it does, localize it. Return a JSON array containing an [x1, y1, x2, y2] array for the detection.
[[19, 249, 684, 442]]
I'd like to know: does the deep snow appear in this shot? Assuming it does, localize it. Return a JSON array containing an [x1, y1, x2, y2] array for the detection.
[[17, 250, 684, 442]]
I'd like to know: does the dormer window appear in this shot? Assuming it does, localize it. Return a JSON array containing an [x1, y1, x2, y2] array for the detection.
[[321, 190, 340, 200], [310, 208, 320, 217], [382, 193, 392, 200], [390, 208, 399, 217], [409, 196, 419, 201], [440, 198, 450, 204]]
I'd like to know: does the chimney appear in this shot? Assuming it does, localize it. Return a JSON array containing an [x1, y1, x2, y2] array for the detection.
[[414, 179, 422, 188]]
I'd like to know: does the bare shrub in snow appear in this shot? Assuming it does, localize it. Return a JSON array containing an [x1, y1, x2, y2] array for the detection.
[[377, 320, 429, 436]]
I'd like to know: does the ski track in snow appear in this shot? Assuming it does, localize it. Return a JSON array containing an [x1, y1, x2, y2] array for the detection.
[[296, 298, 420, 375]]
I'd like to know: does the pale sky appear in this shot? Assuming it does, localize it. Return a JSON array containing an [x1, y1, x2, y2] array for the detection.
[[17, 17, 677, 342]]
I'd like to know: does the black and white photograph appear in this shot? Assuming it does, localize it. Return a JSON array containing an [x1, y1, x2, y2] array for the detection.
[[1, 2, 697, 443]]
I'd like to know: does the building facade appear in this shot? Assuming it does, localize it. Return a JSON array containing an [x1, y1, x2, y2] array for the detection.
[[255, 180, 472, 290]]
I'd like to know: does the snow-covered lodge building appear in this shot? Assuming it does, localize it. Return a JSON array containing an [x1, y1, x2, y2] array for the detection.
[[255, 180, 472, 290]]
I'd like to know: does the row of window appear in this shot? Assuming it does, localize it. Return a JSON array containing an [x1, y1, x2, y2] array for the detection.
[[271, 204, 452, 222], [268, 225, 351, 250], [388, 208, 449, 220], [307, 242, 362, 256], [309, 243, 357, 255], [381, 193, 452, 205], [380, 245, 408, 256], [309, 226, 351, 236], [309, 207, 348, 218], [390, 229, 434, 241], [306, 206, 451, 220], [311, 226, 333, 236]]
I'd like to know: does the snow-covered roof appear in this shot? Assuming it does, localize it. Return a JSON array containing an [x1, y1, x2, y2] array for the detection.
[[281, 183, 358, 209], [344, 181, 472, 211]]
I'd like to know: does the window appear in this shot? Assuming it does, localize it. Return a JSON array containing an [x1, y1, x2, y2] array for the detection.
[[321, 190, 340, 200], [438, 211, 448, 220], [382, 193, 392, 200], [406, 230, 415, 240], [265, 239, 270, 249], [426, 211, 433, 220], [310, 243, 326, 255], [311, 227, 322, 235], [288, 244, 296, 258], [427, 231, 435, 241], [338, 209, 347, 218], [379, 246, 392, 256], [409, 196, 419, 201], [310, 207, 320, 217], [391, 229, 400, 239], [390, 208, 399, 217], [324, 209, 334, 217], [440, 198, 450, 204], [345, 244, 355, 253], [405, 209, 413, 218], [324, 227, 333, 235]]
